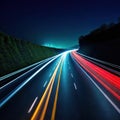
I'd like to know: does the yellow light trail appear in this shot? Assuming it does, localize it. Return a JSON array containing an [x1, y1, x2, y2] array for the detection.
[[31, 57, 63, 120], [51, 58, 64, 120], [39, 71, 56, 120]]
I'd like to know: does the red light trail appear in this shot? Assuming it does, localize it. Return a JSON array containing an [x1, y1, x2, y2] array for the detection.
[[71, 51, 120, 101]]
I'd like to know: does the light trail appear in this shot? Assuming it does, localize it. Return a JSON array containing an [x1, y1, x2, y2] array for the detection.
[[74, 82, 77, 90], [0, 55, 60, 108], [71, 51, 120, 100], [43, 81, 48, 88], [73, 59, 120, 114], [0, 53, 61, 81], [31, 57, 63, 120], [77, 52, 120, 69], [71, 73, 74, 78], [51, 58, 64, 120]]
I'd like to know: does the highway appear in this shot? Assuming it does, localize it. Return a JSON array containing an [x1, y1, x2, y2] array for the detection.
[[0, 51, 120, 120]]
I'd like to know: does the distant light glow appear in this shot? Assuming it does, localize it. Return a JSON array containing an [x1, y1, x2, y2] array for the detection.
[[42, 37, 78, 49], [62, 49, 78, 58], [1, 0, 120, 49], [43, 43, 55, 48]]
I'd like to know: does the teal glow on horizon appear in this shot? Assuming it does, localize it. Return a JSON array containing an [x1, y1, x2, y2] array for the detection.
[[1, 0, 120, 49], [42, 37, 78, 49]]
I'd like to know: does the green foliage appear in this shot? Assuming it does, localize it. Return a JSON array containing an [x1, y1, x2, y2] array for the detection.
[[0, 32, 59, 76]]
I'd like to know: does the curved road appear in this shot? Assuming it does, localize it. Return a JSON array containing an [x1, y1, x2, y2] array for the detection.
[[0, 51, 120, 120]]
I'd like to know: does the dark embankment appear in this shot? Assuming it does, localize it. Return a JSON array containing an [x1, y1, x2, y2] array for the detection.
[[79, 22, 120, 65], [0, 32, 61, 76]]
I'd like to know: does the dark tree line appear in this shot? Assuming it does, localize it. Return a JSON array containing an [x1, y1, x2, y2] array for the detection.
[[78, 20, 120, 65], [79, 22, 120, 45]]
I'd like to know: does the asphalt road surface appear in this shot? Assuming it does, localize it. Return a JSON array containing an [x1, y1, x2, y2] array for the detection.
[[0, 51, 120, 120]]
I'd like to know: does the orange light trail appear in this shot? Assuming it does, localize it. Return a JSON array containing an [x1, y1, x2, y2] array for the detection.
[[51, 58, 63, 120], [31, 58, 62, 120], [31, 55, 64, 120]]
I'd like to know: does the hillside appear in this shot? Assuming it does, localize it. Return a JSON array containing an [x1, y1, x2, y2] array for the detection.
[[0, 32, 61, 76], [78, 22, 120, 65]]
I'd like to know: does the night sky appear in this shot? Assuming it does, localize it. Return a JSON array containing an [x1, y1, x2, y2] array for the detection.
[[0, 0, 120, 48]]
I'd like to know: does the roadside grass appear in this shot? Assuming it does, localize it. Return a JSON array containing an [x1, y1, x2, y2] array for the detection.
[[0, 32, 59, 76]]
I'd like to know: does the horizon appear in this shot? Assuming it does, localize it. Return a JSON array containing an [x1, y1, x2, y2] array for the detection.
[[0, 0, 120, 48]]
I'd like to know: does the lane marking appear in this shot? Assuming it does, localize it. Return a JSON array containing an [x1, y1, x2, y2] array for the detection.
[[0, 60, 44, 81], [31, 57, 63, 120], [0, 53, 63, 81], [49, 73, 52, 78], [1, 62, 44, 89], [28, 97, 38, 113], [43, 81, 47, 88], [71, 73, 73, 78], [0, 56, 59, 108], [51, 58, 64, 120], [71, 52, 120, 100], [74, 82, 77, 90], [39, 74, 55, 120], [75, 60, 120, 114], [69, 66, 71, 70]]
